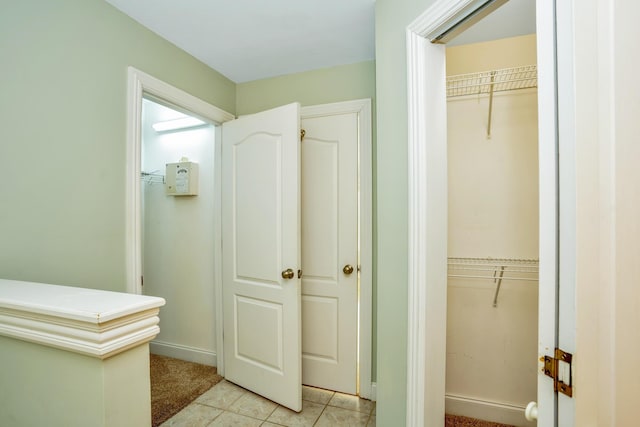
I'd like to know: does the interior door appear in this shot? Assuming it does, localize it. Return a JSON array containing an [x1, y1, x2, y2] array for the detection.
[[300, 112, 358, 394], [221, 102, 302, 412]]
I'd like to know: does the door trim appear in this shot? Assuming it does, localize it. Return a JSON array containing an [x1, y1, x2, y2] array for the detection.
[[214, 99, 374, 399], [405, 1, 558, 425], [125, 67, 234, 295]]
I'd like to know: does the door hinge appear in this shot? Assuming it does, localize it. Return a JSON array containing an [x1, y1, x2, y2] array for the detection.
[[543, 348, 573, 397]]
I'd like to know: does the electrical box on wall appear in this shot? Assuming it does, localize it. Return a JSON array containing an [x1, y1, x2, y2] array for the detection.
[[166, 161, 198, 196]]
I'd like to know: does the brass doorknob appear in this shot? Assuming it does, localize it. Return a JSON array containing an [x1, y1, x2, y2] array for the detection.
[[281, 268, 295, 279], [343, 265, 354, 275]]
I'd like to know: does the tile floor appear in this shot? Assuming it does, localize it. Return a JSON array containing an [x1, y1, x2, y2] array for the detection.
[[160, 380, 376, 427]]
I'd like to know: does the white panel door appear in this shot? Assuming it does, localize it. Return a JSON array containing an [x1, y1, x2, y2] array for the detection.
[[300, 113, 358, 394], [222, 103, 302, 412]]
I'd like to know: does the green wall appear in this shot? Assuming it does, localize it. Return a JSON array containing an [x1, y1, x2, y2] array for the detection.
[[374, 0, 435, 424], [0, 0, 235, 291], [236, 61, 375, 114], [0, 337, 152, 427]]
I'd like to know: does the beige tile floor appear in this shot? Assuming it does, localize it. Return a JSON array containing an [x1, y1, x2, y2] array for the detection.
[[160, 380, 376, 427]]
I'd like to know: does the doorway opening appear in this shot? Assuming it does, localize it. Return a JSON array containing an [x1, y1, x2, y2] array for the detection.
[[405, 1, 558, 426], [140, 96, 218, 365], [218, 100, 373, 411], [444, 34, 539, 426], [125, 69, 373, 410]]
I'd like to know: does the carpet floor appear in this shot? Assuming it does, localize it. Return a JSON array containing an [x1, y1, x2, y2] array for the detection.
[[445, 414, 516, 427], [150, 354, 223, 427]]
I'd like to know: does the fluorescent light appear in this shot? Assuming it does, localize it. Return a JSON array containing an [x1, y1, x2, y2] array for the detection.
[[152, 117, 206, 132]]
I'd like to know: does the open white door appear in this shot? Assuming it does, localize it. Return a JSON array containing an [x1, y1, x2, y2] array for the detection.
[[221, 103, 302, 412]]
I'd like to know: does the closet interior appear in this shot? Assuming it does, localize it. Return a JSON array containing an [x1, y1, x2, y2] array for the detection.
[[445, 34, 539, 427]]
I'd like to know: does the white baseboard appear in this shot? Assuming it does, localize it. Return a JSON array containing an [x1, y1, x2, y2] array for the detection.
[[150, 340, 217, 366], [369, 382, 377, 401], [445, 394, 536, 427]]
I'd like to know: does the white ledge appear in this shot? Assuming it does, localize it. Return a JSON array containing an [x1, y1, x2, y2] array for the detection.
[[0, 279, 165, 359]]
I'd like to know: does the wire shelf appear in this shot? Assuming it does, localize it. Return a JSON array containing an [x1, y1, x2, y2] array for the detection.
[[446, 65, 537, 98], [141, 171, 165, 185], [447, 257, 539, 307]]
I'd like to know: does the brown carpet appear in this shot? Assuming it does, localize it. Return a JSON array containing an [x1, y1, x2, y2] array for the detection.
[[445, 414, 516, 427], [150, 354, 223, 427]]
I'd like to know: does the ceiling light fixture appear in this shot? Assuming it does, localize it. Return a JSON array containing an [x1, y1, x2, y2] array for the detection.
[[152, 117, 206, 132]]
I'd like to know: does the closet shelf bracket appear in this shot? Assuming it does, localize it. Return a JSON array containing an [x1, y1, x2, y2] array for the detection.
[[486, 71, 496, 138], [492, 264, 505, 307]]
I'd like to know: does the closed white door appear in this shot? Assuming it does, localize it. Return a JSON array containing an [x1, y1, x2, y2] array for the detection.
[[221, 103, 302, 412], [300, 112, 359, 394]]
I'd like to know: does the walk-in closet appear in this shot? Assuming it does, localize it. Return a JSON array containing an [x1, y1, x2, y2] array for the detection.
[[445, 34, 539, 427]]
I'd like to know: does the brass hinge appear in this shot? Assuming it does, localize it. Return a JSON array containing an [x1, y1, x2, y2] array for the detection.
[[543, 348, 573, 397]]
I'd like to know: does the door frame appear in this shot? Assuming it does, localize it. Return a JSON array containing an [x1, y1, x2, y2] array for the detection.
[[405, 1, 562, 425], [125, 67, 234, 296], [215, 99, 374, 399]]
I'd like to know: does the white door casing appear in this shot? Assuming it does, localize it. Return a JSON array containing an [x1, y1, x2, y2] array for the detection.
[[300, 112, 358, 394], [221, 103, 302, 412], [126, 67, 234, 296]]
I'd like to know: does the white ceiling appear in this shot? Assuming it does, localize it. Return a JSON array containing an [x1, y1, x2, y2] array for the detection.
[[105, 0, 535, 84], [105, 0, 375, 83]]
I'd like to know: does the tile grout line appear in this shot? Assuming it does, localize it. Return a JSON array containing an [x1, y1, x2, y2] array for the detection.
[[311, 400, 330, 427]]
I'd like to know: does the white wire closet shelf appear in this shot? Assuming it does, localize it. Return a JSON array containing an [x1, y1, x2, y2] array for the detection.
[[446, 64, 538, 98], [447, 257, 539, 307], [141, 171, 165, 184]]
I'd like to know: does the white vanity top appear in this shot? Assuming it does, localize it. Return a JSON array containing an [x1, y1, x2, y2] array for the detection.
[[0, 278, 166, 358]]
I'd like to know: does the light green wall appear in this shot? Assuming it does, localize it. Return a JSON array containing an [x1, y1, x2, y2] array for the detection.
[[374, 0, 434, 424], [236, 61, 375, 115], [0, 0, 235, 291], [0, 337, 151, 427], [237, 61, 378, 381]]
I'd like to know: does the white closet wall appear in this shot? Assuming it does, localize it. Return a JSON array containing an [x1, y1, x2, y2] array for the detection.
[[445, 35, 539, 426]]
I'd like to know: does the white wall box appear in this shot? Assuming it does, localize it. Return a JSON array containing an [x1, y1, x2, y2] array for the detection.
[[166, 161, 199, 196]]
